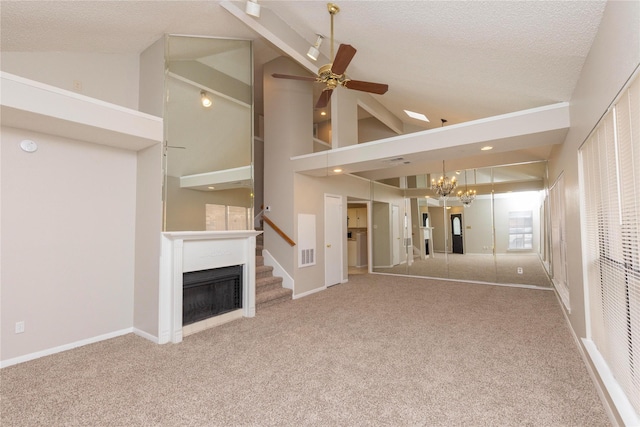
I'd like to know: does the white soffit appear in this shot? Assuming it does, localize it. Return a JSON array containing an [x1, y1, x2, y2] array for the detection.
[[291, 102, 570, 177], [0, 72, 163, 151]]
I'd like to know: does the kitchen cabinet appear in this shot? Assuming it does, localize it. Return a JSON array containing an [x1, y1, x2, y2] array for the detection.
[[347, 207, 367, 228]]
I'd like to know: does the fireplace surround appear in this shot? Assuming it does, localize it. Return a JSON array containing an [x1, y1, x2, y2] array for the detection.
[[159, 230, 261, 344]]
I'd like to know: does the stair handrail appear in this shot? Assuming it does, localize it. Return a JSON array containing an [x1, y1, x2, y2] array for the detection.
[[253, 208, 265, 229], [262, 214, 296, 247]]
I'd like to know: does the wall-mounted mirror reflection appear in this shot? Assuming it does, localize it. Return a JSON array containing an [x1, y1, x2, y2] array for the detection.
[[164, 35, 253, 231], [371, 161, 551, 288]]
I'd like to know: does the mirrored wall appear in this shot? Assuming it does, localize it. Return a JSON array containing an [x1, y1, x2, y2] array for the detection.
[[369, 161, 552, 287], [163, 35, 254, 231]]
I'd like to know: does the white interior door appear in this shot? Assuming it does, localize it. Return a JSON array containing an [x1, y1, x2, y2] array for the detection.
[[392, 205, 400, 265], [325, 194, 343, 287]]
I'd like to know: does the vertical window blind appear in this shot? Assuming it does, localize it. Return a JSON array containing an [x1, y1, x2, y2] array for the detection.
[[550, 174, 569, 310], [581, 74, 639, 417]]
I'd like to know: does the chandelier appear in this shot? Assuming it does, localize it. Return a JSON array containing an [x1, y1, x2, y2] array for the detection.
[[457, 169, 477, 207], [431, 160, 457, 199]]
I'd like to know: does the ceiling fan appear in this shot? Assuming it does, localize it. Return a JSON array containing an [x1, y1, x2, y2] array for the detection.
[[272, 2, 389, 108]]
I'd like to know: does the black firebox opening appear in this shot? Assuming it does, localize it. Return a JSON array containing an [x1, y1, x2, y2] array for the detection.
[[182, 265, 243, 326]]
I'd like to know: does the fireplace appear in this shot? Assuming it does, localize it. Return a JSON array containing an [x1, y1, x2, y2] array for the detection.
[[158, 230, 261, 344], [183, 265, 243, 325]]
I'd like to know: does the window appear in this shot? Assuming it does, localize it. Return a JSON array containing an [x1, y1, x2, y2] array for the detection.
[[206, 204, 250, 231], [508, 211, 533, 250], [205, 204, 226, 231], [580, 74, 639, 420]]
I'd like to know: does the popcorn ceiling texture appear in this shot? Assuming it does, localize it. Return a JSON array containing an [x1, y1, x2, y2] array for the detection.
[[0, 1, 606, 124]]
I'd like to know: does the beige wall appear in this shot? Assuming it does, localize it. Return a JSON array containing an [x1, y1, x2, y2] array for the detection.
[[547, 2, 639, 423], [263, 57, 313, 278], [548, 0, 640, 340], [133, 144, 163, 337], [1, 52, 140, 110], [358, 116, 398, 143], [1, 127, 137, 361], [293, 174, 373, 294]]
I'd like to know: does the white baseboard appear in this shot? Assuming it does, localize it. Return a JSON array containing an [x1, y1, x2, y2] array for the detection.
[[293, 285, 326, 300], [582, 339, 640, 427], [553, 289, 625, 427], [262, 249, 294, 290], [0, 327, 133, 368], [133, 327, 160, 344]]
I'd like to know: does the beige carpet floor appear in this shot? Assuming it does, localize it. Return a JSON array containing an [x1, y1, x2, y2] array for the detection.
[[1, 274, 609, 426]]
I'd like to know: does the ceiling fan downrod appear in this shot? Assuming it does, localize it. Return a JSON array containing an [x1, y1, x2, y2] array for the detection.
[[328, 3, 340, 61]]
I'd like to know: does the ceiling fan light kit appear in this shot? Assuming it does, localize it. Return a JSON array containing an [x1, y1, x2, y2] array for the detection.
[[200, 90, 212, 108], [307, 34, 324, 61], [245, 0, 260, 18], [272, 2, 388, 109]]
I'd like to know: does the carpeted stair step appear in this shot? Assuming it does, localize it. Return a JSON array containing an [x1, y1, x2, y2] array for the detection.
[[255, 245, 263, 256], [256, 255, 264, 267], [256, 265, 274, 279], [256, 275, 284, 293], [256, 286, 293, 309]]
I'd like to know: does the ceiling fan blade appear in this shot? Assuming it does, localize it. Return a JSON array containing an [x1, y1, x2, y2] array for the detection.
[[331, 44, 357, 75], [272, 73, 317, 82], [316, 89, 333, 109], [344, 80, 389, 95]]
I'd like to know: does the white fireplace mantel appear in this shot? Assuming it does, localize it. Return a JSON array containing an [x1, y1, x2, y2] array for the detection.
[[159, 230, 262, 344]]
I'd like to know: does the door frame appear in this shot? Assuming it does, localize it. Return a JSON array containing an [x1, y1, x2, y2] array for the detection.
[[450, 212, 464, 254], [392, 204, 400, 265]]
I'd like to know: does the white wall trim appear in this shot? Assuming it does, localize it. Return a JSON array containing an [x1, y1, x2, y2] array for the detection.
[[0, 328, 133, 368], [293, 285, 326, 300], [133, 327, 160, 344], [262, 248, 294, 290], [582, 339, 639, 427], [553, 289, 622, 426]]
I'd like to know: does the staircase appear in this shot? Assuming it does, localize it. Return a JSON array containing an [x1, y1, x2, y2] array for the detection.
[[255, 231, 292, 310]]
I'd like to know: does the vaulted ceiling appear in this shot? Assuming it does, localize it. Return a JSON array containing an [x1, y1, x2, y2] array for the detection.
[[0, 1, 608, 182]]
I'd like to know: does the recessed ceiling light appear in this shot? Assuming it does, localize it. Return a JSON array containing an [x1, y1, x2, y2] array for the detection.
[[208, 186, 215, 190], [481, 146, 493, 151], [403, 110, 430, 122], [333, 168, 343, 173]]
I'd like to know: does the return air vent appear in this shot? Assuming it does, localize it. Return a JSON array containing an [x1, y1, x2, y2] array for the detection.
[[298, 213, 317, 268], [382, 157, 410, 166], [300, 248, 315, 266]]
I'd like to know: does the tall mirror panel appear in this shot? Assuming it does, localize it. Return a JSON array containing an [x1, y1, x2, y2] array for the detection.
[[370, 162, 551, 288], [163, 35, 253, 231]]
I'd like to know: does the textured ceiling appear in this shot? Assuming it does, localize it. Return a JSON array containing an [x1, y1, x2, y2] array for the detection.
[[0, 0, 607, 176]]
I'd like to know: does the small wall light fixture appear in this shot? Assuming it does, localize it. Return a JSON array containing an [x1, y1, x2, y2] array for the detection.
[[307, 34, 324, 61], [200, 91, 212, 108], [245, 0, 260, 17]]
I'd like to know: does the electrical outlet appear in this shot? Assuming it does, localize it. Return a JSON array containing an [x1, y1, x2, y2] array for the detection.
[[73, 80, 83, 92], [517, 267, 523, 275], [15, 321, 25, 334]]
